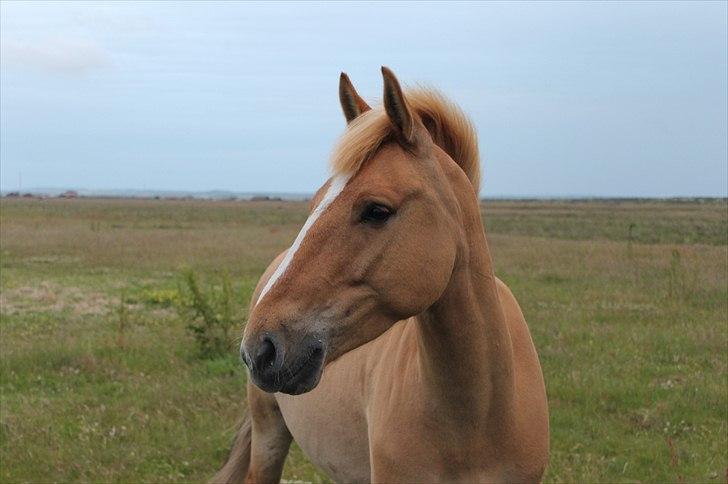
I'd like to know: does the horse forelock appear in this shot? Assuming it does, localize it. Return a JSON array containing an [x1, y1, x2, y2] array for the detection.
[[330, 87, 481, 194]]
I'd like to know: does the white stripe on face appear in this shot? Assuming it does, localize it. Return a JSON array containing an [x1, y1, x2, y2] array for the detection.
[[256, 173, 352, 305]]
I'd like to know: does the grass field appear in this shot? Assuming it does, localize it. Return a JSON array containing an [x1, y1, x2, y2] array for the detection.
[[1, 197, 726, 483]]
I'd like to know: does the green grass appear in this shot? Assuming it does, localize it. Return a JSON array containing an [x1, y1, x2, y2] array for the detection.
[[1, 198, 726, 482], [483, 199, 727, 246]]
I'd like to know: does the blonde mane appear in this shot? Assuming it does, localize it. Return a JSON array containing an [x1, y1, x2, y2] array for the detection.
[[330, 88, 481, 193]]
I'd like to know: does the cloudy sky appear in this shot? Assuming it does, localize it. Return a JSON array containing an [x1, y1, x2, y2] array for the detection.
[[1, 1, 726, 197]]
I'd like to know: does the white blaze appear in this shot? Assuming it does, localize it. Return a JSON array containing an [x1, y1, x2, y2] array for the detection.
[[256, 173, 351, 305]]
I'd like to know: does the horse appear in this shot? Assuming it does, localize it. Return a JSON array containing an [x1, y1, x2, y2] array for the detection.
[[214, 67, 549, 483]]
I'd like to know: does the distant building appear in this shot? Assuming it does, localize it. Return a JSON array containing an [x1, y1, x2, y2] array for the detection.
[[59, 190, 79, 198]]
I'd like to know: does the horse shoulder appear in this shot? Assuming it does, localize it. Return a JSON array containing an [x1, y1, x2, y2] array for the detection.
[[494, 277, 537, 359], [494, 277, 550, 480]]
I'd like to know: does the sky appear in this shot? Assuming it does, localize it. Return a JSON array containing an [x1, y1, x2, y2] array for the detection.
[[1, 1, 726, 197]]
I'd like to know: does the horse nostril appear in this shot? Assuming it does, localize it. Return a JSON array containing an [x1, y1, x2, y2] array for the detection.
[[254, 335, 278, 371]]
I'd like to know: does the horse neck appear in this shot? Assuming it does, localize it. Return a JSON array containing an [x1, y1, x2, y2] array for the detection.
[[415, 190, 516, 436]]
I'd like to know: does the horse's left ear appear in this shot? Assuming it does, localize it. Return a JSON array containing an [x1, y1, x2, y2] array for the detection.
[[339, 73, 371, 124], [381, 66, 415, 144]]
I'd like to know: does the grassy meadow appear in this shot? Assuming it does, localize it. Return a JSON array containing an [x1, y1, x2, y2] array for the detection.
[[1, 197, 726, 483]]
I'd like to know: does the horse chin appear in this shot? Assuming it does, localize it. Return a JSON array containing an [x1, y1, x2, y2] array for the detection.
[[278, 347, 326, 395]]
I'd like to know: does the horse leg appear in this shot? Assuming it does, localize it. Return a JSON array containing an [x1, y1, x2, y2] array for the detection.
[[245, 382, 293, 484]]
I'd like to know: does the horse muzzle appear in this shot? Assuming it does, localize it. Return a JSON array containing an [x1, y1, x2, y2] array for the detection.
[[241, 332, 326, 395]]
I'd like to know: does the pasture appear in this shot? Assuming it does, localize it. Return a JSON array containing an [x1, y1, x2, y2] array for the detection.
[[1, 197, 726, 482]]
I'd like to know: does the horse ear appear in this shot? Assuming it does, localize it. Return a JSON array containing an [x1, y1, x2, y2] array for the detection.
[[339, 73, 371, 124], [381, 66, 415, 143]]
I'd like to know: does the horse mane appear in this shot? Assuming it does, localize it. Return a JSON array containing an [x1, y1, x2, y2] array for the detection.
[[330, 87, 481, 193]]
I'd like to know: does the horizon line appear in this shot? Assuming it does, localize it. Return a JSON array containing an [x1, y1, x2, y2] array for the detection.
[[1, 186, 726, 201]]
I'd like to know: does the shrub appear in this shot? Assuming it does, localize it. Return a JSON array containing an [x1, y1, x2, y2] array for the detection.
[[177, 270, 242, 358]]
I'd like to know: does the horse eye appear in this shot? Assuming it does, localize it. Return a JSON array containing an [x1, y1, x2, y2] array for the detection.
[[360, 203, 392, 224]]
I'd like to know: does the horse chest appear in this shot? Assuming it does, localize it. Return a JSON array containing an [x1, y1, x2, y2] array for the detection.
[[275, 359, 373, 483]]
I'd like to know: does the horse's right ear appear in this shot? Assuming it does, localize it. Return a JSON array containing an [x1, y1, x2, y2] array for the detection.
[[339, 72, 371, 124]]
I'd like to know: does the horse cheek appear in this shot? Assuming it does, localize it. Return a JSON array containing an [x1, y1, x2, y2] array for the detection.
[[381, 233, 456, 318]]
